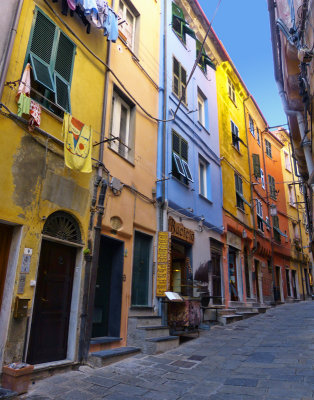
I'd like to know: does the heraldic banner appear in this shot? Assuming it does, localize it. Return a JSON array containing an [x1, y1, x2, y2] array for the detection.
[[63, 113, 92, 173]]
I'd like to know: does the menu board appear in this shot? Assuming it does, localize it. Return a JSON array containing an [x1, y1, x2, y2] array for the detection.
[[156, 232, 171, 297]]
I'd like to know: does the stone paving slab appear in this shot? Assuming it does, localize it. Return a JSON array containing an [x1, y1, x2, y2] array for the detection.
[[22, 302, 314, 400]]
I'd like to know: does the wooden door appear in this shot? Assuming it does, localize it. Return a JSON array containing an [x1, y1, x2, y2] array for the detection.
[[212, 252, 222, 304], [0, 224, 13, 310], [27, 240, 76, 364], [131, 232, 152, 306], [228, 249, 238, 301]]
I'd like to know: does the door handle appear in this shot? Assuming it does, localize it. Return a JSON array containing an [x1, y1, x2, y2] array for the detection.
[[41, 297, 48, 302]]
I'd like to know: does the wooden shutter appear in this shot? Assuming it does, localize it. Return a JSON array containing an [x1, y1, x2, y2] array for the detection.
[[173, 58, 180, 96], [252, 154, 261, 177], [180, 66, 187, 104], [180, 138, 188, 161], [172, 131, 180, 154], [29, 9, 56, 91], [54, 32, 75, 112]]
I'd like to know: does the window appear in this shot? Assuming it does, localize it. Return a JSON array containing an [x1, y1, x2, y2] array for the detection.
[[228, 77, 236, 104], [252, 154, 261, 178], [249, 115, 255, 137], [303, 212, 309, 233], [265, 139, 272, 158], [235, 174, 250, 211], [199, 156, 211, 200], [284, 151, 291, 171], [260, 168, 265, 189], [171, 2, 195, 42], [231, 120, 240, 151], [292, 222, 300, 239], [272, 215, 281, 242], [197, 88, 207, 127], [288, 185, 296, 206], [256, 199, 264, 231], [196, 39, 215, 73], [173, 57, 187, 105], [109, 89, 134, 160], [25, 8, 76, 115], [118, 0, 137, 50], [172, 131, 193, 183], [265, 216, 270, 230], [256, 128, 260, 145], [268, 175, 277, 200]]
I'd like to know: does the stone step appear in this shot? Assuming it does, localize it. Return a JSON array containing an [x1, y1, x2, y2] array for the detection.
[[88, 346, 141, 368], [90, 336, 122, 345], [235, 306, 259, 313], [128, 307, 155, 317], [217, 308, 237, 316], [218, 314, 243, 325], [145, 336, 180, 355], [137, 325, 170, 338], [256, 306, 270, 313], [128, 315, 162, 327], [235, 311, 259, 319]]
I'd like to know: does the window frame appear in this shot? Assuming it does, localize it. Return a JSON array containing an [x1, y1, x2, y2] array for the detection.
[[249, 115, 255, 137], [172, 130, 193, 183], [231, 120, 240, 151], [284, 151, 291, 172], [265, 139, 272, 158], [256, 199, 264, 231], [25, 7, 76, 115], [171, 1, 196, 43], [235, 173, 244, 211], [118, 0, 137, 50], [268, 174, 277, 200], [228, 77, 236, 104], [109, 89, 134, 160], [172, 57, 187, 105], [256, 127, 261, 145], [260, 168, 265, 189], [288, 185, 296, 206]]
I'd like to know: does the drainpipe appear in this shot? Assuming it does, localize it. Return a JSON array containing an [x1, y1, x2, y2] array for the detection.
[[79, 1, 114, 361], [261, 129, 276, 305], [0, 0, 24, 99]]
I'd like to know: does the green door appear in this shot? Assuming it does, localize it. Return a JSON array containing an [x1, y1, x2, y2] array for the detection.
[[131, 232, 152, 306]]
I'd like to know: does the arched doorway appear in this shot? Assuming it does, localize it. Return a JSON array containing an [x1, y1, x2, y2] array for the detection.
[[27, 212, 81, 364]]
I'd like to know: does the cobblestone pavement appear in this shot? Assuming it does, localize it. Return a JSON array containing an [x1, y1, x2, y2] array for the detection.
[[23, 301, 314, 400]]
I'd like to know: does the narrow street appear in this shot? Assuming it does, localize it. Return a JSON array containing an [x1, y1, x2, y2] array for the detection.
[[24, 301, 314, 400]]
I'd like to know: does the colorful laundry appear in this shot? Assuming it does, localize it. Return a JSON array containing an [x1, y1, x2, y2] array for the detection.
[[17, 93, 31, 117], [103, 8, 118, 42], [16, 63, 31, 100], [28, 100, 41, 130], [62, 113, 92, 173]]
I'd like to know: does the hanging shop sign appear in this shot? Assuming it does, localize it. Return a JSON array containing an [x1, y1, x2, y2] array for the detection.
[[156, 232, 171, 297], [168, 216, 194, 244]]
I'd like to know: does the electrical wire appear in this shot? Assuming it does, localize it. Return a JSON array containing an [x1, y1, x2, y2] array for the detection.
[[42, 0, 222, 124]]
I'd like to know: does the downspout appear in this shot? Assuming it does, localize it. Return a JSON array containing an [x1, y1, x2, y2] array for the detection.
[[79, 0, 114, 361], [0, 0, 24, 99], [243, 95, 257, 253], [261, 129, 276, 305]]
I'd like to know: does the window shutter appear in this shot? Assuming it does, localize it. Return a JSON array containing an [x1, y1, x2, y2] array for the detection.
[[181, 67, 186, 85], [29, 10, 56, 91], [173, 58, 180, 96], [172, 2, 185, 20], [54, 32, 75, 112], [252, 154, 261, 177], [181, 139, 188, 161], [172, 132, 180, 154]]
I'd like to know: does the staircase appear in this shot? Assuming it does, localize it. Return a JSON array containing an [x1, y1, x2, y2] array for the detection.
[[217, 301, 270, 325], [127, 307, 180, 355]]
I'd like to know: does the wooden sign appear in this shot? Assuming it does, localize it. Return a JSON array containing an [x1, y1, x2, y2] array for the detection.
[[156, 232, 171, 297], [168, 216, 194, 244]]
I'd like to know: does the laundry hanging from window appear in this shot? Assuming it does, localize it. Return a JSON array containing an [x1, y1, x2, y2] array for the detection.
[[52, 0, 119, 41]]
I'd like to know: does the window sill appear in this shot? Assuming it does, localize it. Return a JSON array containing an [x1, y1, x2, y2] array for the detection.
[[236, 206, 246, 214], [199, 194, 212, 204], [37, 103, 64, 123], [266, 154, 272, 160], [172, 174, 190, 188], [231, 144, 242, 155], [197, 121, 210, 135], [108, 146, 135, 167]]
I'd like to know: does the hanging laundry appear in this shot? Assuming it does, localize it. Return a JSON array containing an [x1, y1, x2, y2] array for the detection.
[[90, 0, 108, 29], [103, 8, 118, 42], [28, 100, 41, 131], [16, 63, 31, 101], [17, 93, 31, 117], [67, 0, 77, 11], [62, 113, 92, 173], [77, 0, 98, 16]]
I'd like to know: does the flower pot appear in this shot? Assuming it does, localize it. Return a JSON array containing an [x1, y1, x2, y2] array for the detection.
[[1, 364, 34, 395]]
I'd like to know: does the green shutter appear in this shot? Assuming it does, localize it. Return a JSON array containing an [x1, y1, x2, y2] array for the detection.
[[29, 10, 56, 91], [182, 24, 196, 40], [180, 139, 188, 161], [172, 2, 185, 20], [252, 154, 261, 177], [55, 74, 71, 113], [172, 131, 180, 154]]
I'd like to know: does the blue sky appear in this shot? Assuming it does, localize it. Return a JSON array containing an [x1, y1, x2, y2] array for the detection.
[[198, 0, 287, 128]]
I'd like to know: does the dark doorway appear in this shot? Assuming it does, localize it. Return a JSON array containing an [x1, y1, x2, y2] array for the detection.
[[254, 259, 260, 302], [304, 269, 310, 296], [274, 266, 281, 301], [285, 269, 291, 297], [131, 231, 152, 307], [211, 252, 222, 304], [228, 248, 238, 301], [27, 240, 76, 364], [291, 270, 298, 298], [92, 236, 124, 338], [0, 224, 13, 311], [244, 248, 250, 299]]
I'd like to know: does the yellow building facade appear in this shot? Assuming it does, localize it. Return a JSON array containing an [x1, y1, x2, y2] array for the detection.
[[216, 59, 254, 305]]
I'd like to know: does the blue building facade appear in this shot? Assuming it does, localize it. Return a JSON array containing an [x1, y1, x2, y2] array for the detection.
[[157, 0, 225, 302]]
